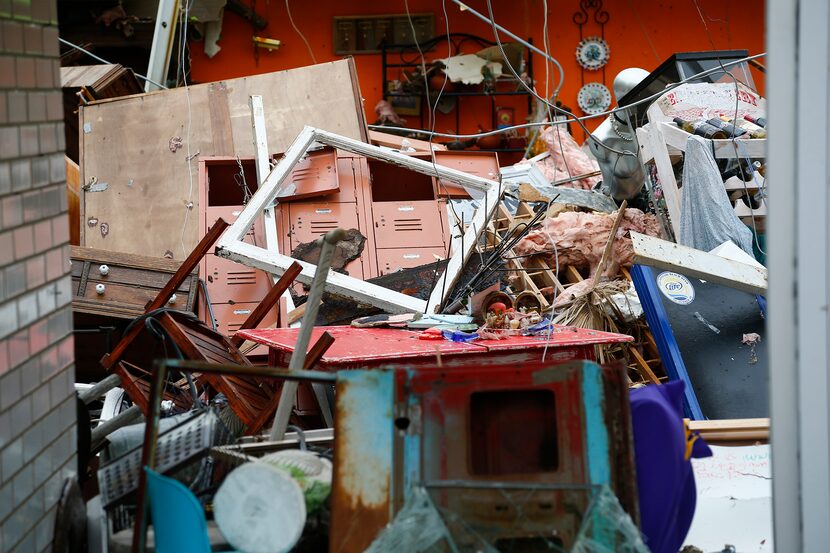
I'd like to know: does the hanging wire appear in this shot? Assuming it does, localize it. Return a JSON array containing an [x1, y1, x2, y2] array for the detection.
[[178, 0, 196, 259], [285, 0, 317, 64], [626, 0, 661, 62], [368, 53, 767, 140], [235, 155, 253, 204]]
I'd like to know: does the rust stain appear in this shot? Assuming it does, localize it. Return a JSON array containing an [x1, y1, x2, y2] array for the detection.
[[330, 376, 393, 553]]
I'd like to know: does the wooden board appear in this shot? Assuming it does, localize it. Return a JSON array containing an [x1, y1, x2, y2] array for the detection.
[[66, 156, 80, 246], [631, 231, 768, 295], [79, 59, 368, 258]]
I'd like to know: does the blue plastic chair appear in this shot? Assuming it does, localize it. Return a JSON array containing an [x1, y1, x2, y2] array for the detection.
[[144, 467, 236, 553]]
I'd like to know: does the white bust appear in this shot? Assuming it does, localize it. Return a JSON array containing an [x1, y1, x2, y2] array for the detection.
[[588, 68, 650, 200]]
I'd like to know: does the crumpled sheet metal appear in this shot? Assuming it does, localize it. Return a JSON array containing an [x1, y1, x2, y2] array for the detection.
[[514, 209, 663, 275]]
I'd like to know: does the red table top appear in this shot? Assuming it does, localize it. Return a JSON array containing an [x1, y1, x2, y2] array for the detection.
[[237, 325, 632, 364]]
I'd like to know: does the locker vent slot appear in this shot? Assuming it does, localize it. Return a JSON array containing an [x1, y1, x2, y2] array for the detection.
[[311, 220, 340, 235], [393, 218, 424, 232], [226, 271, 257, 285]]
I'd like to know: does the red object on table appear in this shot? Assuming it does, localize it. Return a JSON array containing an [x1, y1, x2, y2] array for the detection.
[[237, 325, 632, 371]]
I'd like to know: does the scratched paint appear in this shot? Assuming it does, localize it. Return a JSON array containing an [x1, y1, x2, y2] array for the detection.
[[581, 362, 611, 487], [331, 370, 395, 553]]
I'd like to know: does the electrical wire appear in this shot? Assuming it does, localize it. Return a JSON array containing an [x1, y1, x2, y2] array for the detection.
[[484, 0, 635, 158], [57, 37, 168, 89], [451, 0, 564, 97], [368, 53, 767, 140], [178, 0, 196, 258], [626, 0, 661, 62], [541, 0, 572, 181], [717, 61, 767, 256], [404, 0, 470, 314], [692, 0, 719, 50], [285, 0, 317, 64]]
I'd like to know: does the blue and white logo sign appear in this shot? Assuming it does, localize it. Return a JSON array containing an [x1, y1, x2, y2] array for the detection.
[[656, 271, 695, 305]]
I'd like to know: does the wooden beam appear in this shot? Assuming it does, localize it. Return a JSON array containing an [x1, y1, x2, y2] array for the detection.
[[303, 331, 335, 370], [688, 417, 769, 443], [643, 116, 683, 238], [629, 346, 661, 385], [230, 261, 302, 348], [101, 218, 229, 370], [630, 231, 768, 295]]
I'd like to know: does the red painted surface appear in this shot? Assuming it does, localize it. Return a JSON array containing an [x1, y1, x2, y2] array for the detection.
[[189, 0, 765, 143], [239, 324, 632, 365]]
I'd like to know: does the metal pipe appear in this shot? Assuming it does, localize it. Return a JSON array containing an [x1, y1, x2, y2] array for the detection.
[[451, 0, 564, 93], [269, 228, 345, 440], [78, 373, 122, 405], [90, 404, 143, 443]]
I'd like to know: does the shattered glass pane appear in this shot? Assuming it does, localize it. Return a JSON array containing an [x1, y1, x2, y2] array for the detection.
[[365, 484, 648, 553], [571, 486, 650, 553]]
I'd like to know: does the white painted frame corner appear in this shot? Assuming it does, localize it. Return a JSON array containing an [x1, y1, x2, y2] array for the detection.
[[216, 126, 503, 314]]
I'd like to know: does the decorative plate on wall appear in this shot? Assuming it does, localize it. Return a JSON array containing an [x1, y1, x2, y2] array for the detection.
[[577, 82, 612, 115], [575, 36, 611, 70]]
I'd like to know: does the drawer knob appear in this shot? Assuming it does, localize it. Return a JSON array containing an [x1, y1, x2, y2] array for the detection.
[[95, 283, 106, 295], [98, 264, 109, 276], [168, 294, 177, 305]]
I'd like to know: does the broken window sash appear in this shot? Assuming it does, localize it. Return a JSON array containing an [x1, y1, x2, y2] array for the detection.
[[215, 126, 502, 314]]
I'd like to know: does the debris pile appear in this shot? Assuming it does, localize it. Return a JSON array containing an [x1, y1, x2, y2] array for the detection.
[[60, 50, 769, 553]]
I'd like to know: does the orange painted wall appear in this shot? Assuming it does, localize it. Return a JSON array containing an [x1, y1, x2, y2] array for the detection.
[[190, 0, 765, 142]]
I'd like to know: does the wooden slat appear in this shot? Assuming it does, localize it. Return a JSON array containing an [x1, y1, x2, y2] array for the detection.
[[231, 261, 301, 348], [100, 219, 229, 370], [71, 245, 187, 273], [629, 346, 661, 385]]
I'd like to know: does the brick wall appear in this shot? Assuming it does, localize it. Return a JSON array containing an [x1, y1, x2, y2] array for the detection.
[[0, 0, 77, 551]]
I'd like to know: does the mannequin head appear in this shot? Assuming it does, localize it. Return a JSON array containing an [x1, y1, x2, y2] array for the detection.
[[613, 68, 650, 103]]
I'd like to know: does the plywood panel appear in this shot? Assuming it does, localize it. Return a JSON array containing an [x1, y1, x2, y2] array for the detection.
[[80, 59, 368, 258]]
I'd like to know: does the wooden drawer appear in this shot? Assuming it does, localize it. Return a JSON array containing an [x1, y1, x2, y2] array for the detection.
[[71, 246, 197, 319]]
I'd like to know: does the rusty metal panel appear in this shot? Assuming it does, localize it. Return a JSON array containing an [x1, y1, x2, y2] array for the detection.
[[277, 147, 340, 201], [406, 361, 636, 549], [371, 200, 448, 249], [433, 150, 500, 198], [331, 370, 396, 553]]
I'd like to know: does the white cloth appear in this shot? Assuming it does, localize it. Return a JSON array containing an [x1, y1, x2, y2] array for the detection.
[[679, 135, 754, 256]]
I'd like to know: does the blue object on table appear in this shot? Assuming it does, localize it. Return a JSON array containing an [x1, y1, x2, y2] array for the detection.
[[441, 329, 479, 342], [630, 264, 704, 419], [526, 318, 554, 335], [631, 380, 712, 553], [145, 467, 236, 553]]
